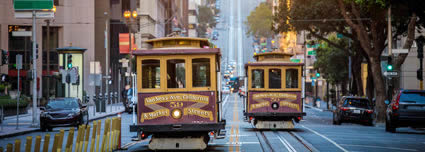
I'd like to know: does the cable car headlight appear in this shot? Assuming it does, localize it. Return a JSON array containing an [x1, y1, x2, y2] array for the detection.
[[171, 109, 182, 119], [271, 102, 279, 110]]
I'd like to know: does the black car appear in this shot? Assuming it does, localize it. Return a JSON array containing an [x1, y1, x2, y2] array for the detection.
[[40, 98, 88, 131], [385, 89, 425, 133], [333, 96, 374, 126]]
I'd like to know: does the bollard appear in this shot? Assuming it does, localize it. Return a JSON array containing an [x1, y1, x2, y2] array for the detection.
[[118, 117, 121, 149], [95, 120, 101, 152], [78, 125, 86, 152], [84, 125, 91, 152], [34, 136, 41, 152], [42, 134, 50, 152], [14, 139, 21, 152], [110, 118, 115, 150], [90, 121, 97, 152], [65, 128, 75, 152], [25, 136, 32, 152], [75, 125, 83, 152], [52, 134, 60, 152], [6, 143, 12, 152], [58, 129, 65, 152], [101, 118, 110, 152]]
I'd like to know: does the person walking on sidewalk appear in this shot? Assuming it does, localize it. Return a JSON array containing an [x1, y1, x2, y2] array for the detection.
[[122, 85, 130, 113]]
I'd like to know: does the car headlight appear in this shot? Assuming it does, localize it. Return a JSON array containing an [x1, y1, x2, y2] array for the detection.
[[171, 109, 182, 119]]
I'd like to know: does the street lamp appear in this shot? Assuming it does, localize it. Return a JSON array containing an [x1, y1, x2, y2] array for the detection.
[[123, 10, 138, 74]]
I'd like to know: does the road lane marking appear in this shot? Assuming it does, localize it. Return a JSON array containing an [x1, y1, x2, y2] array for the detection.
[[222, 94, 230, 107], [340, 144, 418, 151], [301, 125, 349, 152], [276, 133, 297, 152]]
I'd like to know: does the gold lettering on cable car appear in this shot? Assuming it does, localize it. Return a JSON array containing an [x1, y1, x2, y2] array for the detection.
[[144, 93, 209, 105], [183, 108, 213, 120], [140, 109, 170, 122]]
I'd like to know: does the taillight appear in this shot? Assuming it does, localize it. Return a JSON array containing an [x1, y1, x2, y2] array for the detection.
[[249, 116, 253, 121], [341, 107, 349, 111], [141, 133, 146, 139], [392, 92, 401, 110], [210, 132, 214, 136], [298, 117, 302, 120], [366, 110, 374, 114]]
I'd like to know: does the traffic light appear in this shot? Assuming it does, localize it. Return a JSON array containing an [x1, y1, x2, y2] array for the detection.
[[387, 56, 393, 71], [36, 44, 39, 59], [417, 70, 423, 80], [1, 49, 9, 65], [67, 54, 73, 69], [316, 73, 320, 77]]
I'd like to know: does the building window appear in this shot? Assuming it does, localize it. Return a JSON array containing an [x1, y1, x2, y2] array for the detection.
[[251, 69, 264, 88], [142, 60, 161, 89], [192, 58, 210, 87], [286, 69, 298, 88], [8, 25, 32, 70], [269, 69, 281, 89], [42, 27, 59, 71], [167, 59, 185, 88]]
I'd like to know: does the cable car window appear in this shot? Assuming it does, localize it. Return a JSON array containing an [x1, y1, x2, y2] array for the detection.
[[192, 58, 210, 87], [142, 59, 161, 89], [269, 69, 281, 89], [252, 69, 264, 88], [286, 69, 298, 88], [167, 59, 186, 88]]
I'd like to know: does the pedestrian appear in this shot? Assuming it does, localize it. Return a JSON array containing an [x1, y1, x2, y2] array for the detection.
[[122, 85, 129, 112]]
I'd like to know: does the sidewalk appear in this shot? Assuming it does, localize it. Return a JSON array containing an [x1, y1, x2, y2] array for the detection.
[[0, 103, 124, 138], [305, 96, 335, 112]]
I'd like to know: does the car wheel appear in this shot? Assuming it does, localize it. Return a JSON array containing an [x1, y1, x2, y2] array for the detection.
[[332, 113, 337, 125], [385, 117, 396, 133], [40, 123, 47, 132]]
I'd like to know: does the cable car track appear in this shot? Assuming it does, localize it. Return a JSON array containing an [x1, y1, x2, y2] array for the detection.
[[256, 130, 315, 152]]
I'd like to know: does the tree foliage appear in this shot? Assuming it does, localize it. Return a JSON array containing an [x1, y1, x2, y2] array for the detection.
[[246, 2, 274, 38], [198, 5, 217, 37], [274, 0, 425, 123], [314, 35, 349, 85]]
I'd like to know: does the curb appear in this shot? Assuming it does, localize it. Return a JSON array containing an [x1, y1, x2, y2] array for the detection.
[[0, 110, 124, 138]]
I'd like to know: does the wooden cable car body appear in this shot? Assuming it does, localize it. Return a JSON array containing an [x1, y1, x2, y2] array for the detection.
[[244, 52, 306, 129], [129, 37, 225, 150]]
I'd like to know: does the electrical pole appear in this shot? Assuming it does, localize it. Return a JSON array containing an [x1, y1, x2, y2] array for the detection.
[[416, 36, 424, 90], [105, 12, 110, 112], [32, 10, 38, 127]]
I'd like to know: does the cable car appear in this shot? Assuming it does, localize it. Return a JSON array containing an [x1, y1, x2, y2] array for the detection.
[[243, 52, 306, 129], [129, 37, 226, 150]]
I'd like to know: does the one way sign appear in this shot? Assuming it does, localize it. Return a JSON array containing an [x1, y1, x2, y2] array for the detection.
[[384, 71, 399, 77]]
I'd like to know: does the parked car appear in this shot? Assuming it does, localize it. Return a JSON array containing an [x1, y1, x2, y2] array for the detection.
[[222, 87, 231, 94], [385, 89, 425, 133], [40, 98, 88, 131], [333, 96, 374, 126]]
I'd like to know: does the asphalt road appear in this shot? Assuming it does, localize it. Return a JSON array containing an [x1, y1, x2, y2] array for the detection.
[[124, 93, 425, 152]]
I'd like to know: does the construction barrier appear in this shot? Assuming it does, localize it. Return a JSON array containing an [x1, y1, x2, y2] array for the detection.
[[0, 116, 122, 152]]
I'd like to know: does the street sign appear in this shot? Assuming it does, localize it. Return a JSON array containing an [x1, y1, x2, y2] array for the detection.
[[60, 69, 68, 84], [12, 31, 32, 37], [14, 0, 53, 10], [16, 55, 22, 70], [384, 71, 399, 77], [14, 11, 54, 19], [392, 49, 408, 54], [308, 50, 317, 56], [290, 59, 301, 63]]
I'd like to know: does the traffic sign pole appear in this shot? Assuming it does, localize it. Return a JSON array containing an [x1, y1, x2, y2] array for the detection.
[[32, 10, 38, 127]]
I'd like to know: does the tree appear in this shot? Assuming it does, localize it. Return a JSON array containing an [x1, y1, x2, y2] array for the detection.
[[274, 0, 425, 123], [314, 35, 349, 89], [198, 5, 217, 37], [246, 2, 274, 38]]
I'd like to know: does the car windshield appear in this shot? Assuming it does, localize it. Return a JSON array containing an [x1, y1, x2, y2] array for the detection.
[[400, 92, 425, 104], [46, 99, 79, 110], [343, 98, 371, 109]]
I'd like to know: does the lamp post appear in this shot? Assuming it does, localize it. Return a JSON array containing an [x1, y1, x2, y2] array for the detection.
[[123, 10, 138, 75]]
